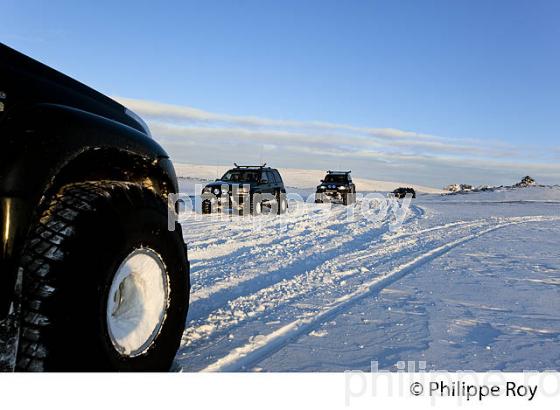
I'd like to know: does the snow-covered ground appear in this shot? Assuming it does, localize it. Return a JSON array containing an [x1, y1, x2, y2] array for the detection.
[[174, 166, 560, 372]]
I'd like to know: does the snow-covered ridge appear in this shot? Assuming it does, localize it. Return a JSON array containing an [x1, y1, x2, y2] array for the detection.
[[439, 185, 560, 203], [173, 163, 443, 194]]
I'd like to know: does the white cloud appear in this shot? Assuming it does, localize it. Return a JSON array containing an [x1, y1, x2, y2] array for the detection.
[[115, 96, 560, 187]]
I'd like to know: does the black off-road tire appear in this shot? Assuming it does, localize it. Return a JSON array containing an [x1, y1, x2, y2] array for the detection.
[[343, 192, 356, 206], [276, 192, 288, 215], [250, 196, 262, 216], [15, 182, 190, 371], [202, 199, 212, 214]]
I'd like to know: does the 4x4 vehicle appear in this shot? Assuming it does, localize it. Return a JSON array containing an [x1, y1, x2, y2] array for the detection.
[[393, 187, 416, 199], [201, 164, 287, 215], [0, 44, 190, 371], [315, 171, 356, 205]]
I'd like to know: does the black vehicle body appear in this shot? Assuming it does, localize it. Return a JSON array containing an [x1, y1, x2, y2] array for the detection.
[[201, 164, 286, 214], [0, 44, 186, 318], [315, 171, 356, 205], [393, 187, 416, 199]]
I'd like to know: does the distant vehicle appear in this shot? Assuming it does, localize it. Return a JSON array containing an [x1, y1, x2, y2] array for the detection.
[[393, 187, 416, 199], [315, 171, 356, 205], [201, 164, 287, 215], [0, 44, 190, 371]]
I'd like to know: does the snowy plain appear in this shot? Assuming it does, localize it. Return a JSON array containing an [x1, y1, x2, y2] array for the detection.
[[173, 165, 560, 372]]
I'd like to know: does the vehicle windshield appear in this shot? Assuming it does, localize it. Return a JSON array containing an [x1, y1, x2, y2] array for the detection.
[[324, 174, 349, 183], [221, 170, 261, 182]]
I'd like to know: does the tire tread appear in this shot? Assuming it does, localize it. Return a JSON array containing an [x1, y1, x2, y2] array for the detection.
[[15, 181, 155, 371]]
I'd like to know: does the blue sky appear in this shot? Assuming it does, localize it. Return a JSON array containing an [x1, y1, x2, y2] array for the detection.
[[2, 0, 560, 186]]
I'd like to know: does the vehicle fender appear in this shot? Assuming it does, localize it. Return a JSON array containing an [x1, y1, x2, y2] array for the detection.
[[0, 103, 177, 315]]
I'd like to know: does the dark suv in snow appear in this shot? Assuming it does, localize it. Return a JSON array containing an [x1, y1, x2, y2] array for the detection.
[[315, 171, 356, 205], [201, 164, 287, 215], [0, 44, 190, 371], [393, 187, 416, 199]]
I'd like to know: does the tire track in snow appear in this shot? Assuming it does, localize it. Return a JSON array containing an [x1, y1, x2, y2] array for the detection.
[[307, 216, 493, 272], [186, 201, 417, 312], [189, 205, 362, 262], [184, 203, 344, 258], [179, 217, 498, 358], [187, 222, 390, 320], [184, 205, 353, 300], [200, 216, 560, 371]]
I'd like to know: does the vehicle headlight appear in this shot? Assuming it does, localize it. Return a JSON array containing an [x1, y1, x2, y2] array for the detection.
[[213, 188, 221, 195], [319, 185, 326, 190], [338, 186, 348, 190]]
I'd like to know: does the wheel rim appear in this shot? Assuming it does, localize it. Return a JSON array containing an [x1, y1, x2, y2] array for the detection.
[[106, 248, 169, 357]]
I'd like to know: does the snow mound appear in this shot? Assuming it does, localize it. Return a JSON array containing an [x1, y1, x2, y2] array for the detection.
[[440, 185, 560, 203]]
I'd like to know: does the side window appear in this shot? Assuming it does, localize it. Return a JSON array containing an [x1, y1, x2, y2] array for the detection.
[[266, 171, 275, 184], [273, 170, 283, 184]]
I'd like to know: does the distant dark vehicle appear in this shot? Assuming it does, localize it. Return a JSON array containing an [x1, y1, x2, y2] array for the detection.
[[201, 164, 287, 215], [315, 171, 356, 205], [0, 44, 190, 371], [393, 187, 416, 199]]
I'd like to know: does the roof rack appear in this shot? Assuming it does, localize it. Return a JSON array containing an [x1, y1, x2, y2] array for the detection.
[[327, 170, 351, 174], [234, 163, 267, 169]]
